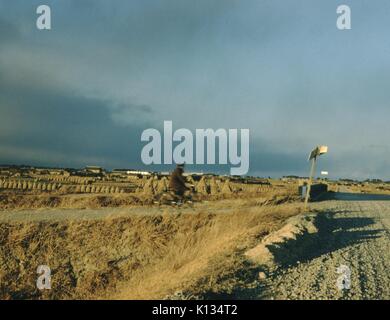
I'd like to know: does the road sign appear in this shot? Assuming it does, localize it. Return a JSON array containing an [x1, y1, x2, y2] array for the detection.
[[308, 145, 328, 160]]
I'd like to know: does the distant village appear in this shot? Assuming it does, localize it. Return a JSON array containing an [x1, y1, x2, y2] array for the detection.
[[0, 164, 172, 179], [0, 164, 388, 185], [0, 164, 242, 181]]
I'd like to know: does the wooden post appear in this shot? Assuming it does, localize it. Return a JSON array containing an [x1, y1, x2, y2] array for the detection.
[[304, 156, 317, 211]]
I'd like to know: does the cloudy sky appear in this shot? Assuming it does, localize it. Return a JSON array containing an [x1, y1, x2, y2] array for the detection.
[[1, 0, 390, 179]]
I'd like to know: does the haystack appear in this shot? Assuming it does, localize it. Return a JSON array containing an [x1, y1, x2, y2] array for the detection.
[[221, 179, 233, 194], [155, 177, 168, 193], [195, 177, 209, 195], [186, 175, 195, 184], [142, 177, 155, 196], [209, 177, 220, 195]]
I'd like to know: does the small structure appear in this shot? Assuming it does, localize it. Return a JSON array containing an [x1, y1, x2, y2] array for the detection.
[[112, 169, 151, 176], [85, 166, 104, 174], [299, 183, 328, 200]]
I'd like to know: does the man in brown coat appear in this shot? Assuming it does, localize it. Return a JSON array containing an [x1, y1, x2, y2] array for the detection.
[[169, 164, 188, 198]]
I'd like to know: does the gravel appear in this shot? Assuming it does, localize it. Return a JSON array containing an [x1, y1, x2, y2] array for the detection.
[[261, 197, 390, 300]]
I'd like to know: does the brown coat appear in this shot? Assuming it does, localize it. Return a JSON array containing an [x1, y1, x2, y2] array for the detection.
[[169, 168, 187, 195]]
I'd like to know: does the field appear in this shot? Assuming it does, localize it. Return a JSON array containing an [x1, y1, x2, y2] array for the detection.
[[2, 169, 390, 300], [0, 170, 301, 299]]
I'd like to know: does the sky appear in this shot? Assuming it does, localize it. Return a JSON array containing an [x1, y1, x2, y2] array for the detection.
[[0, 0, 390, 180]]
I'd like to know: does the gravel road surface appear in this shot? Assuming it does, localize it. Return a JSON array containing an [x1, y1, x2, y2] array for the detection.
[[262, 192, 390, 300]]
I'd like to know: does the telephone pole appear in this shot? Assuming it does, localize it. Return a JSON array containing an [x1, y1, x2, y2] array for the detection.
[[304, 145, 328, 211]]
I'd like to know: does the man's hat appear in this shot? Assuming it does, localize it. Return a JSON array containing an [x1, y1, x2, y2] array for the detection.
[[177, 163, 185, 168]]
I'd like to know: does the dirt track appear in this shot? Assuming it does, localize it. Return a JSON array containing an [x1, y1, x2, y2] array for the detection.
[[262, 193, 390, 300]]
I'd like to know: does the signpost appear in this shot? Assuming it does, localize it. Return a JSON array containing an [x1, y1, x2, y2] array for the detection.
[[304, 145, 328, 210]]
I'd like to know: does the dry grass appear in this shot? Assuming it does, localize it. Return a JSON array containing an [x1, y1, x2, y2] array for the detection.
[[0, 192, 145, 210], [0, 199, 302, 300], [0, 180, 298, 211]]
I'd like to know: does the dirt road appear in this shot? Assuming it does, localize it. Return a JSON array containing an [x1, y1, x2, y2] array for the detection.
[[262, 193, 390, 300], [0, 201, 227, 222]]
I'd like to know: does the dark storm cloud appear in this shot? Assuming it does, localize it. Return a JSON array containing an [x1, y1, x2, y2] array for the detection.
[[0, 16, 20, 43], [0, 1, 390, 178], [0, 75, 153, 169]]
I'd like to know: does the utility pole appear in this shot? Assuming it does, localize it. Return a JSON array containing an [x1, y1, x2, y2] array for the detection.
[[304, 145, 328, 211], [304, 157, 317, 210]]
